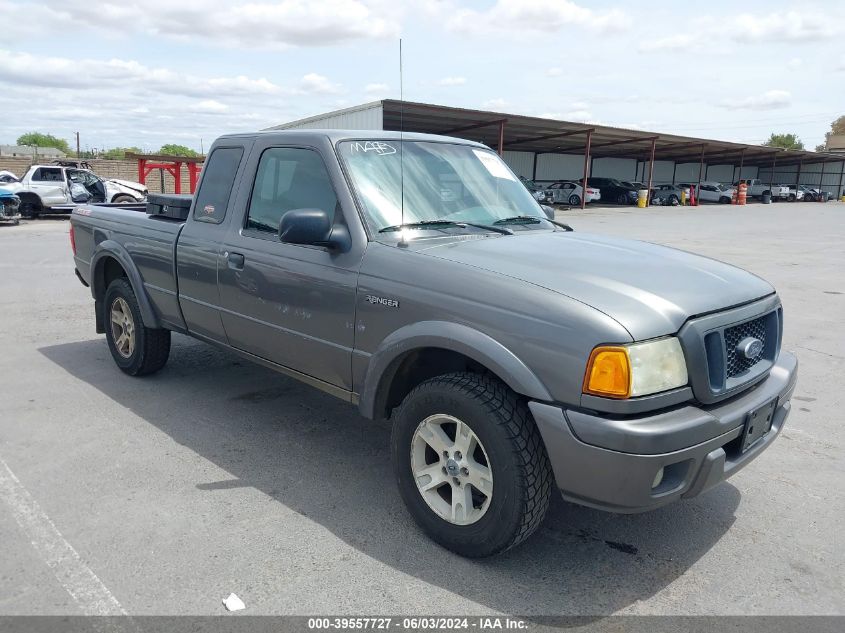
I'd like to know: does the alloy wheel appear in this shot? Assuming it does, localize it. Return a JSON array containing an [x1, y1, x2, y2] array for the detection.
[[410, 414, 493, 526], [110, 297, 136, 358]]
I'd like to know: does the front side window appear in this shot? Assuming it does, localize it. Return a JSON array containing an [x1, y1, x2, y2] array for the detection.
[[337, 140, 545, 235], [246, 147, 338, 234]]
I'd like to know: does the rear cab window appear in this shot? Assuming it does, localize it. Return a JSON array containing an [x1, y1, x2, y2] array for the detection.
[[32, 167, 63, 182], [193, 147, 244, 223]]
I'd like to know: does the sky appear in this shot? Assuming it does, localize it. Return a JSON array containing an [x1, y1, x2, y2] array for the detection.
[[1, 0, 843, 154]]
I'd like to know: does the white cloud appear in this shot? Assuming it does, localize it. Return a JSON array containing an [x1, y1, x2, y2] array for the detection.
[[297, 73, 342, 95], [364, 82, 390, 95], [438, 76, 467, 86], [0, 49, 284, 98], [639, 34, 694, 52], [5, 0, 400, 50], [727, 11, 834, 42], [546, 68, 562, 77], [540, 109, 593, 122], [483, 98, 508, 110], [191, 100, 229, 114], [641, 9, 837, 52], [720, 90, 792, 111], [447, 0, 628, 35]]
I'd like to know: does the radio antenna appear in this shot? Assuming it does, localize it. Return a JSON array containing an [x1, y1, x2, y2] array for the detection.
[[399, 38, 406, 243]]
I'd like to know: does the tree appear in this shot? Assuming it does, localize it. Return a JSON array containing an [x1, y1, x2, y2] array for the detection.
[[831, 115, 845, 135], [16, 131, 71, 154], [159, 144, 199, 157], [101, 146, 142, 160], [762, 133, 804, 150], [815, 143, 826, 152]]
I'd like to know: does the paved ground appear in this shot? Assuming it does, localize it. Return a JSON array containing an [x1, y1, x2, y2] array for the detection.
[[0, 203, 842, 617]]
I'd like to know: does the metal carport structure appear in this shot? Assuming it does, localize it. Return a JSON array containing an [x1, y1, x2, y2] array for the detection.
[[269, 100, 845, 209]]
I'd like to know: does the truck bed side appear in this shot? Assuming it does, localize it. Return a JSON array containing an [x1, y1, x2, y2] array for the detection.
[[71, 205, 187, 331]]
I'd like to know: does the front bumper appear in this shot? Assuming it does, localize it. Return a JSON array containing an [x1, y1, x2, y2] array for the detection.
[[530, 351, 797, 513]]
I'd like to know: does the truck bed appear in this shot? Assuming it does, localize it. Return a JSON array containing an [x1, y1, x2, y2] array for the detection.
[[72, 203, 187, 331]]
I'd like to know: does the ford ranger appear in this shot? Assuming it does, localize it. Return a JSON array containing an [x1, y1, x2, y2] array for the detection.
[[69, 130, 798, 558]]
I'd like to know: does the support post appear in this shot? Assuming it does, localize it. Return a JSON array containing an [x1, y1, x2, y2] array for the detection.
[[696, 145, 706, 205], [497, 121, 505, 157], [838, 160, 844, 199], [819, 160, 826, 200], [532, 152, 539, 181], [769, 153, 777, 194], [796, 160, 802, 196], [581, 130, 592, 210], [646, 137, 656, 207]]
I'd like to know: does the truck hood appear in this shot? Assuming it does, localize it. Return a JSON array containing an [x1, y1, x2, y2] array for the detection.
[[419, 231, 774, 340]]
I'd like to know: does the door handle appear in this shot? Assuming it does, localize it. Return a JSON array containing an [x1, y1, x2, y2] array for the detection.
[[227, 252, 245, 270]]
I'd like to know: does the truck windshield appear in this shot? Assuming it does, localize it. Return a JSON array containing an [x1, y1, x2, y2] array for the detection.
[[337, 140, 546, 236]]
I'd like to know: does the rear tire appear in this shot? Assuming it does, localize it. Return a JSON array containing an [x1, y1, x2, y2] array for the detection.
[[391, 372, 553, 557], [112, 194, 136, 204], [616, 193, 628, 205], [569, 194, 581, 206], [104, 278, 170, 376]]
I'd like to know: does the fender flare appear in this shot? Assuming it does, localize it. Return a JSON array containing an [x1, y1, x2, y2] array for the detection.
[[358, 320, 552, 419], [90, 240, 160, 329]]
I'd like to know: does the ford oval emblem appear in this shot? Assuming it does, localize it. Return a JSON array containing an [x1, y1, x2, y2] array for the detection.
[[737, 336, 763, 360]]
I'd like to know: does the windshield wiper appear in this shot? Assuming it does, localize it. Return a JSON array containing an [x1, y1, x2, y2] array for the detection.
[[378, 219, 512, 235], [493, 216, 574, 231]]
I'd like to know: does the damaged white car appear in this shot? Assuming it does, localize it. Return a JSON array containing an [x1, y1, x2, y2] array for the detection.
[[0, 163, 147, 218]]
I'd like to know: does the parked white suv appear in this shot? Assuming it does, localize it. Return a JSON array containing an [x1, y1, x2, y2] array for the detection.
[[1, 164, 147, 217]]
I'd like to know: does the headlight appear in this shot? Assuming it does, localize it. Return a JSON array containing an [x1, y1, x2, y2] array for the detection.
[[583, 337, 688, 399]]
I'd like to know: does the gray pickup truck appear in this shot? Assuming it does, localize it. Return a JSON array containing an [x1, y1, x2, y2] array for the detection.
[[70, 130, 797, 558]]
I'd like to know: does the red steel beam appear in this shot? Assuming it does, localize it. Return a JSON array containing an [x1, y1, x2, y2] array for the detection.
[[581, 130, 592, 210], [646, 138, 656, 207], [589, 135, 659, 150], [497, 120, 505, 156], [440, 118, 508, 135], [505, 127, 595, 147]]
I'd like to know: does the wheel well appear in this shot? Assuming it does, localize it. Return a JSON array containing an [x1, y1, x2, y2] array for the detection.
[[95, 256, 127, 300], [17, 192, 41, 207], [374, 347, 506, 420]]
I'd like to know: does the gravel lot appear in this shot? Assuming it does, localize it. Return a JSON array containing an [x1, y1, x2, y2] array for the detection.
[[0, 203, 842, 617]]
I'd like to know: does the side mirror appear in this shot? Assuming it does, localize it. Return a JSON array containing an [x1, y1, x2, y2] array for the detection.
[[278, 208, 350, 252]]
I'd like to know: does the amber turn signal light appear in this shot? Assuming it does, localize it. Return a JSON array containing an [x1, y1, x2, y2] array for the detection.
[[583, 346, 631, 399]]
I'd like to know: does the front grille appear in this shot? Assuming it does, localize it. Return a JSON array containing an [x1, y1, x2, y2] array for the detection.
[[680, 301, 782, 404], [724, 315, 768, 377]]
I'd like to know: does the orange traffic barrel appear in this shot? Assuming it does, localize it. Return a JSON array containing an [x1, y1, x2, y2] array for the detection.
[[738, 182, 748, 205]]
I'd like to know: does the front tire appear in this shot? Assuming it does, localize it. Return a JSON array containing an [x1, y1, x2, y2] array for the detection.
[[112, 194, 136, 204], [18, 194, 41, 219], [391, 373, 552, 557], [616, 193, 628, 205], [104, 278, 171, 376]]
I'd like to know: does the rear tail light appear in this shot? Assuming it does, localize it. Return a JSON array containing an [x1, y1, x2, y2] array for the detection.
[[69, 224, 77, 256]]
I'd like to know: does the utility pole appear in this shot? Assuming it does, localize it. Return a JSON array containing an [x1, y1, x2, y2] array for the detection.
[[76, 132, 80, 159]]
